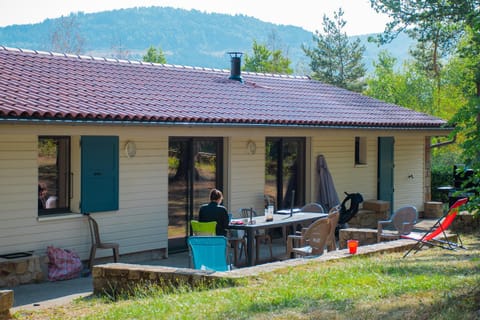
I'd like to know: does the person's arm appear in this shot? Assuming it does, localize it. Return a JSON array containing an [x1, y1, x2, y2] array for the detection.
[[220, 208, 230, 234]]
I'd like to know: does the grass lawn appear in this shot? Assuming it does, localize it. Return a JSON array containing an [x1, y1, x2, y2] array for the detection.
[[13, 233, 480, 320]]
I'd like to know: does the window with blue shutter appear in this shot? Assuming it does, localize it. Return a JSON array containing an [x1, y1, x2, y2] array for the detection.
[[81, 136, 119, 213]]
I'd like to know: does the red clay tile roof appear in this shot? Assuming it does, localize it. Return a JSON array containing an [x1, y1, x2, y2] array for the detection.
[[0, 46, 448, 129]]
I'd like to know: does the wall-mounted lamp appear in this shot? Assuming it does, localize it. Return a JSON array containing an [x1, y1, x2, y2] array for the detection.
[[125, 141, 137, 158], [408, 174, 414, 179], [246, 140, 256, 155]]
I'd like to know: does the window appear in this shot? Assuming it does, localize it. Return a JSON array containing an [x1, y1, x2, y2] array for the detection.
[[355, 136, 367, 165], [38, 136, 71, 215], [265, 138, 305, 210]]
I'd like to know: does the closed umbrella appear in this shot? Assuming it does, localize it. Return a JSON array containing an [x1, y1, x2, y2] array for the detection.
[[316, 155, 340, 211]]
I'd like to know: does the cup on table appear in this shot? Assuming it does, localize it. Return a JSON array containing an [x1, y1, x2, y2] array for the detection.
[[347, 240, 359, 254]]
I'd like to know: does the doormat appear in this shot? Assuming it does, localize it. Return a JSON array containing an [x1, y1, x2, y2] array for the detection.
[[0, 251, 33, 259]]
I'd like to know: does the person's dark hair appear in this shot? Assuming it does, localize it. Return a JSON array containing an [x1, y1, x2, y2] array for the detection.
[[209, 189, 223, 202], [38, 183, 47, 193]]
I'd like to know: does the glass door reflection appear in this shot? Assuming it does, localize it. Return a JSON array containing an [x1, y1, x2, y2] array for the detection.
[[168, 138, 223, 252]]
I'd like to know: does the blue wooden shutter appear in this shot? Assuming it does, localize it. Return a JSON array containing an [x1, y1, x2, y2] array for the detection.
[[378, 137, 394, 214], [81, 136, 119, 213]]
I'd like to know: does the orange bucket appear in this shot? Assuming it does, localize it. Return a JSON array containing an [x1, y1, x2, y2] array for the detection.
[[347, 240, 359, 254]]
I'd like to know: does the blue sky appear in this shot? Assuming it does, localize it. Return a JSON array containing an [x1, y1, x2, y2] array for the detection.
[[0, 0, 390, 36]]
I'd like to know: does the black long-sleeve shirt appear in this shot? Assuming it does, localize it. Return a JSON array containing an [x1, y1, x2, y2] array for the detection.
[[198, 202, 229, 236]]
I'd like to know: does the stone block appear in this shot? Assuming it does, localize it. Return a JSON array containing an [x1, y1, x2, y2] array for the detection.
[[0, 290, 13, 320], [339, 228, 378, 249], [92, 266, 104, 277], [15, 261, 28, 274], [0, 263, 14, 274], [452, 213, 480, 233], [363, 200, 390, 213], [424, 201, 443, 218], [5, 276, 19, 288], [19, 273, 33, 284], [33, 271, 44, 282], [128, 270, 141, 280], [348, 209, 385, 228]]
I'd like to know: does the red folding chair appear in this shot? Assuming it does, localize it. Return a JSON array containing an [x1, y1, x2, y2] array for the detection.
[[402, 197, 468, 258]]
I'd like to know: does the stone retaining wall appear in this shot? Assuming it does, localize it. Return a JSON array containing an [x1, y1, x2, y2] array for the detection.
[[338, 228, 378, 249], [452, 213, 479, 233], [93, 240, 416, 297], [0, 255, 47, 288]]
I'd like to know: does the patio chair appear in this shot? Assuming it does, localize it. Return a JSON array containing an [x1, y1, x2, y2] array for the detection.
[[300, 202, 325, 213], [292, 202, 326, 233], [326, 205, 341, 251], [286, 217, 330, 258], [402, 197, 468, 258], [239, 208, 273, 263], [191, 220, 217, 235], [187, 236, 230, 272], [377, 206, 418, 242], [226, 226, 247, 267], [86, 214, 119, 270]]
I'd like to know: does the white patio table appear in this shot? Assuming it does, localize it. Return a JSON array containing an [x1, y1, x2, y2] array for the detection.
[[228, 212, 327, 266]]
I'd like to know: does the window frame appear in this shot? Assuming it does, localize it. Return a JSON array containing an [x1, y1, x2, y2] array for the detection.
[[265, 137, 306, 210], [355, 136, 367, 166], [38, 136, 71, 216]]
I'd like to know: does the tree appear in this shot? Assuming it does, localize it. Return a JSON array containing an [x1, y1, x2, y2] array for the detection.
[[364, 51, 400, 103], [243, 40, 292, 74], [365, 50, 440, 116], [50, 14, 85, 54], [369, 0, 480, 214], [143, 46, 167, 64], [302, 8, 366, 91]]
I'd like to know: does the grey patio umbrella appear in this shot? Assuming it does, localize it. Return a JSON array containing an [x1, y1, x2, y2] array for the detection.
[[316, 154, 340, 211]]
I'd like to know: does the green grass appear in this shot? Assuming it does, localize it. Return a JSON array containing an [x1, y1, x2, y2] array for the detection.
[[14, 233, 480, 320]]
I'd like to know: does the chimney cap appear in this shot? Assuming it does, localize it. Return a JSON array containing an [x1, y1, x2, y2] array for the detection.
[[227, 51, 243, 58], [227, 51, 243, 82]]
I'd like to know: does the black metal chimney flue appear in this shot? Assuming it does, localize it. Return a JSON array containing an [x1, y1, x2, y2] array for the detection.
[[227, 51, 243, 82]]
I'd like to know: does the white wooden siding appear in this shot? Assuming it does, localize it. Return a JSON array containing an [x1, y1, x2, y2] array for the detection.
[[311, 134, 378, 206], [0, 130, 168, 260], [0, 124, 434, 258], [228, 137, 265, 216], [393, 136, 425, 211]]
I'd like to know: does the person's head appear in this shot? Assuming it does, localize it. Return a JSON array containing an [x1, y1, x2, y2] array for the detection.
[[38, 183, 47, 198], [209, 188, 223, 203]]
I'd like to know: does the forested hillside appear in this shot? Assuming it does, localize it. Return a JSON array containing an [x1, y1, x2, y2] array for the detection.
[[0, 6, 412, 73]]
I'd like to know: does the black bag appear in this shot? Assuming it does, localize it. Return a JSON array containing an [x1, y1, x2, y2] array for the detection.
[[335, 192, 364, 237], [339, 192, 364, 224]]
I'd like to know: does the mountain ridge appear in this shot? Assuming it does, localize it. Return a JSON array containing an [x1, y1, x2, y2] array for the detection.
[[0, 6, 413, 73]]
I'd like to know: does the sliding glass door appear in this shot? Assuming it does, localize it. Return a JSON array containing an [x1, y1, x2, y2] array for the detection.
[[265, 138, 305, 210], [168, 138, 223, 252]]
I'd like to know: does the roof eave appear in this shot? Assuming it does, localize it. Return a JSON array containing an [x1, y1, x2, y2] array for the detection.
[[0, 117, 452, 132]]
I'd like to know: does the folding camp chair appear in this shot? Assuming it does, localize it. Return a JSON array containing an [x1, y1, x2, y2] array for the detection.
[[402, 197, 468, 258], [187, 236, 230, 272]]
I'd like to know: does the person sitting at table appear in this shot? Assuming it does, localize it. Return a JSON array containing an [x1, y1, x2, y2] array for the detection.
[[198, 188, 229, 236]]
